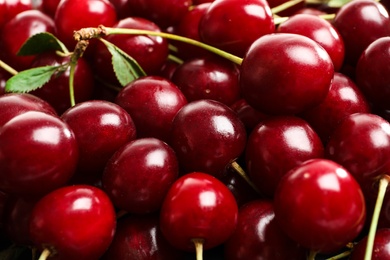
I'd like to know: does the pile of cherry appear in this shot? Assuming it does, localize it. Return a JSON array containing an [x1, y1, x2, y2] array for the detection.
[[2, 0, 390, 259]]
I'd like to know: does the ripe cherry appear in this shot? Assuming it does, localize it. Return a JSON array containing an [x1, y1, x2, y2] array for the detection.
[[349, 228, 390, 259], [29, 185, 116, 260], [160, 172, 238, 253], [274, 159, 366, 253], [240, 33, 334, 115], [169, 99, 247, 178], [102, 138, 179, 214]]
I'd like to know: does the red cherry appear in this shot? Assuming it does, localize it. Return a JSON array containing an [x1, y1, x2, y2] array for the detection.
[[349, 228, 390, 259], [199, 0, 275, 57], [160, 172, 238, 252], [41, 0, 60, 17], [0, 111, 78, 196], [102, 138, 179, 214], [245, 116, 324, 198], [29, 185, 116, 260], [169, 99, 247, 178], [224, 200, 306, 260], [240, 33, 334, 115], [274, 159, 366, 253]]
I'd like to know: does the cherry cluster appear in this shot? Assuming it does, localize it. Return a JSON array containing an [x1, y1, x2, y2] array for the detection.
[[1, 0, 390, 259]]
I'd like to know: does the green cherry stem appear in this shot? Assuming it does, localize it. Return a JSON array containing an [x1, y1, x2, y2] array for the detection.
[[364, 175, 390, 260], [325, 250, 351, 260], [230, 161, 262, 194], [38, 248, 51, 260], [192, 238, 204, 260], [0, 59, 18, 76], [271, 0, 304, 14]]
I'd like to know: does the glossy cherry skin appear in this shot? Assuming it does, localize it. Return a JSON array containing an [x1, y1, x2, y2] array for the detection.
[[169, 99, 247, 178], [274, 159, 366, 253], [199, 0, 275, 57], [54, 0, 117, 49], [350, 228, 390, 259], [160, 172, 238, 252], [3, 0, 34, 25], [61, 100, 137, 184], [356, 37, 390, 110], [240, 33, 334, 115], [245, 116, 324, 198], [93, 17, 168, 83], [30, 52, 95, 114], [301, 72, 371, 144], [29, 185, 116, 260], [102, 213, 185, 259], [125, 0, 192, 29], [102, 138, 179, 214], [325, 113, 390, 185], [0, 93, 57, 127], [333, 0, 390, 66], [0, 111, 78, 196], [171, 56, 241, 106], [276, 13, 345, 71], [115, 76, 187, 142], [0, 9, 55, 71], [224, 200, 306, 260]]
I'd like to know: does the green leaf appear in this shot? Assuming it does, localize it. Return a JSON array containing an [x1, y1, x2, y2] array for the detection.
[[100, 39, 146, 87], [17, 32, 69, 56], [5, 65, 63, 93]]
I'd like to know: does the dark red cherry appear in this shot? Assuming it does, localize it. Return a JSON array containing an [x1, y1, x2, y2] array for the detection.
[[115, 76, 187, 142], [240, 33, 334, 115], [277, 13, 345, 71], [54, 0, 117, 49], [108, 0, 132, 19], [102, 138, 179, 214], [61, 100, 137, 184], [224, 200, 306, 260], [356, 36, 390, 111], [0, 0, 7, 29], [301, 72, 371, 144], [0, 111, 78, 196], [30, 52, 95, 114], [333, 0, 390, 66], [169, 99, 247, 178], [0, 10, 55, 71], [325, 113, 390, 185], [171, 56, 241, 106], [160, 172, 238, 252], [199, 0, 275, 57], [41, 0, 60, 17], [102, 213, 185, 259], [349, 228, 390, 259], [245, 116, 324, 198], [274, 159, 366, 253], [29, 185, 116, 260], [0, 93, 57, 127]]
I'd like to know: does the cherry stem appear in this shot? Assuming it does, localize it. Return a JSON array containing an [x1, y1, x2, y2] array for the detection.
[[192, 238, 204, 260], [38, 248, 51, 260], [230, 161, 262, 194], [325, 250, 351, 260], [364, 175, 390, 260], [0, 59, 18, 76], [167, 54, 184, 65], [307, 250, 318, 260], [271, 0, 304, 14]]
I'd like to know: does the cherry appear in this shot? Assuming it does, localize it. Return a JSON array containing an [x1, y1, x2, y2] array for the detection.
[[4, 0, 34, 22], [224, 200, 306, 260], [54, 0, 117, 49], [169, 99, 247, 178], [108, 0, 132, 19], [159, 172, 238, 252], [41, 0, 60, 17], [125, 0, 192, 29], [29, 185, 116, 260], [0, 9, 55, 71], [333, 0, 390, 66], [102, 213, 185, 259], [29, 51, 95, 114], [115, 76, 187, 142], [240, 33, 334, 115], [198, 0, 275, 57], [102, 138, 179, 214], [276, 13, 345, 71], [61, 100, 137, 184], [0, 93, 57, 127], [274, 159, 366, 253], [171, 56, 241, 106], [356, 36, 390, 111], [301, 72, 371, 144], [349, 228, 390, 259], [0, 0, 7, 29], [92, 16, 169, 81], [245, 116, 324, 198], [0, 68, 11, 95], [325, 113, 390, 186]]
